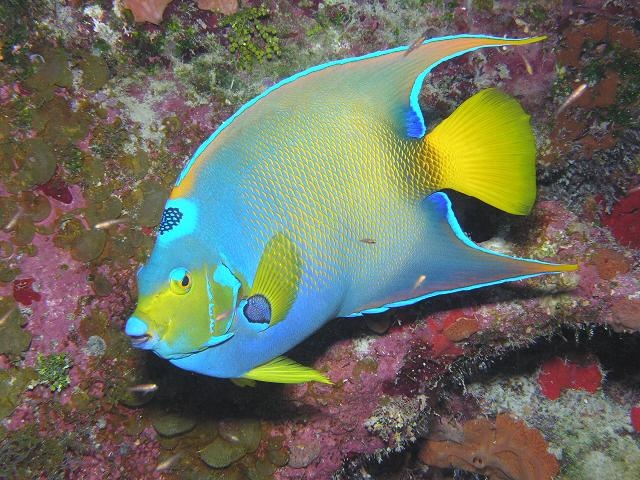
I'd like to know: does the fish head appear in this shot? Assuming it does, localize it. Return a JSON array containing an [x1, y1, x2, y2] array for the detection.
[[126, 252, 207, 359], [125, 199, 242, 360]]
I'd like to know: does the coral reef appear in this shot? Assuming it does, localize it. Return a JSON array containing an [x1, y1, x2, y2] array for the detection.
[[467, 336, 640, 480], [0, 0, 639, 478]]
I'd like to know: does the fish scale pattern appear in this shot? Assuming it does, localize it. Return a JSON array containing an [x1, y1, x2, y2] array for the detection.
[[237, 103, 442, 303]]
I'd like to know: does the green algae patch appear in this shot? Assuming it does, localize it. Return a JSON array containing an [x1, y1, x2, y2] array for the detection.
[[79, 54, 109, 91], [200, 436, 247, 468], [53, 216, 85, 250], [32, 96, 92, 146], [353, 356, 378, 378], [35, 352, 72, 392], [153, 414, 197, 437], [265, 434, 289, 467], [222, 5, 282, 70], [0, 198, 17, 230], [84, 196, 123, 228], [0, 241, 12, 259], [71, 229, 107, 262], [121, 151, 150, 179], [20, 192, 51, 223], [79, 309, 108, 339], [0, 424, 69, 479], [0, 297, 32, 356], [132, 180, 168, 228], [209, 464, 246, 480], [0, 367, 38, 420], [247, 458, 277, 479], [23, 47, 73, 103], [218, 419, 262, 453], [91, 272, 113, 297], [11, 218, 36, 246], [0, 263, 20, 283], [13, 139, 57, 191]]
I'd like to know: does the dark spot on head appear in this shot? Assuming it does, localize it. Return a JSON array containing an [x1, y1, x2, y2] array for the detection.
[[159, 207, 183, 235]]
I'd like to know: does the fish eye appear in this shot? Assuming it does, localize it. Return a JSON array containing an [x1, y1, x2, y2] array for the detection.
[[169, 267, 191, 294]]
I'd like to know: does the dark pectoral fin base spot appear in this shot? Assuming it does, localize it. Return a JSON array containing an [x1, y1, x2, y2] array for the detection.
[[244, 295, 271, 325], [159, 207, 183, 235]]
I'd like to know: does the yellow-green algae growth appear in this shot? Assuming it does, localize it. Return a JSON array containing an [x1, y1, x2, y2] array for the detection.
[[34, 352, 72, 393], [0, 297, 31, 357], [0, 367, 37, 420]]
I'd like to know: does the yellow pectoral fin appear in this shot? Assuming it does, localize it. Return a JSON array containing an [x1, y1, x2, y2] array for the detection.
[[250, 233, 302, 327], [242, 356, 333, 384]]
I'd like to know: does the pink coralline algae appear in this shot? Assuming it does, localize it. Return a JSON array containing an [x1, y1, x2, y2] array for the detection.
[[537, 357, 603, 401]]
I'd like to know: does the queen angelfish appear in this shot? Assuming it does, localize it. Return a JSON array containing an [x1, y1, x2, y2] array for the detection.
[[125, 34, 577, 384]]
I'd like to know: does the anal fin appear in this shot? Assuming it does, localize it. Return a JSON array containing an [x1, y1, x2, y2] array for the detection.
[[354, 192, 577, 314], [415, 192, 577, 297]]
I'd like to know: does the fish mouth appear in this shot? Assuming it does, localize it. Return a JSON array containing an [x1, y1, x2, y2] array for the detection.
[[130, 334, 151, 348], [125, 315, 157, 350], [129, 333, 159, 351]]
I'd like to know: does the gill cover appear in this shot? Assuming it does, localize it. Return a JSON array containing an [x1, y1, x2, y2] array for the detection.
[[204, 262, 242, 346]]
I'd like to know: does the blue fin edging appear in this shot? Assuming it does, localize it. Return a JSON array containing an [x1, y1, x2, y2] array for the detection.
[[176, 34, 533, 185], [347, 192, 569, 316]]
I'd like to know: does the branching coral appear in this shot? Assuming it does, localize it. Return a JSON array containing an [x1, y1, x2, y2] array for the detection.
[[419, 414, 560, 480]]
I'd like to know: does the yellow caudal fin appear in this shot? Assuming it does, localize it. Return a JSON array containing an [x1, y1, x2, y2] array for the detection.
[[242, 356, 333, 384], [424, 88, 537, 215]]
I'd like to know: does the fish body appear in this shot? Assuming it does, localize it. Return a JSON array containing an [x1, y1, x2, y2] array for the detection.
[[126, 35, 576, 383]]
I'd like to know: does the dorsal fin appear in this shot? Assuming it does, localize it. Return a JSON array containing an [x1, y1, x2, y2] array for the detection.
[[172, 35, 546, 197]]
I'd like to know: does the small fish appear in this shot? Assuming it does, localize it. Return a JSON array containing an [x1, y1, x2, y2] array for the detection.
[[519, 52, 533, 75], [3, 208, 21, 231], [413, 275, 427, 290], [0, 306, 17, 327], [404, 30, 430, 56], [127, 383, 158, 394], [556, 83, 588, 116], [94, 217, 130, 230], [155, 452, 182, 472], [125, 34, 577, 384], [360, 238, 377, 245]]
